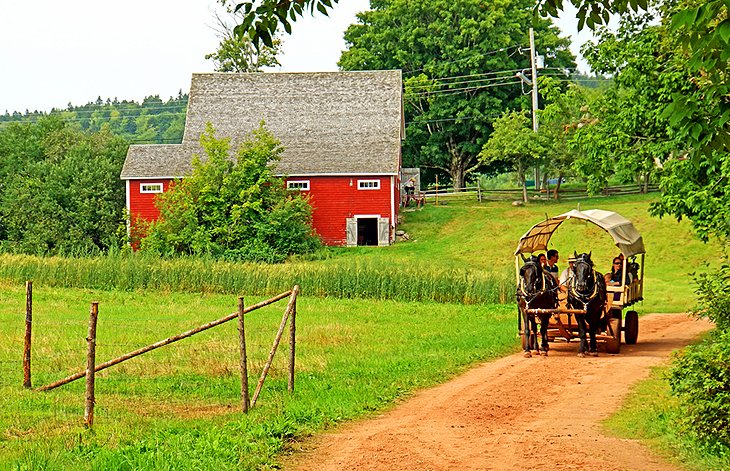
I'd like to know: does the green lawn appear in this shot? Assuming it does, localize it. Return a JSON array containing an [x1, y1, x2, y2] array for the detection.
[[0, 283, 516, 469]]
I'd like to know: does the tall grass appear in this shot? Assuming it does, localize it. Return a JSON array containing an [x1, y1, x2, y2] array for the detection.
[[0, 253, 513, 305]]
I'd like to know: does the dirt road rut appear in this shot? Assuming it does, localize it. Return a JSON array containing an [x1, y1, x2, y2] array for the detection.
[[288, 313, 711, 471]]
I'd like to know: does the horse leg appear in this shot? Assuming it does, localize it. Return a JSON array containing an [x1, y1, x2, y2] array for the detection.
[[576, 315, 588, 357], [589, 316, 599, 356], [522, 311, 533, 357], [540, 315, 550, 356], [529, 315, 539, 355]]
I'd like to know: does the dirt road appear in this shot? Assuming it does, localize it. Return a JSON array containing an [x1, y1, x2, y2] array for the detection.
[[287, 313, 712, 471]]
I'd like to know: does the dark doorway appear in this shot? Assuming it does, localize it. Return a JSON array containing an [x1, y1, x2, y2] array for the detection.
[[357, 218, 378, 246]]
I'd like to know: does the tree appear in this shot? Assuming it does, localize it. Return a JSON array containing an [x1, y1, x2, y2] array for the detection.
[[532, 77, 592, 197], [338, 0, 574, 190], [480, 110, 542, 202], [0, 118, 128, 254], [141, 122, 320, 262], [206, 10, 281, 72]]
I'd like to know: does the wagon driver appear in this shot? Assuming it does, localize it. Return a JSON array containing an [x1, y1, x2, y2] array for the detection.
[[545, 249, 559, 280]]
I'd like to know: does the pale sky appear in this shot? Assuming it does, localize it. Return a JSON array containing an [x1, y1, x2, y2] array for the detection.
[[0, 0, 597, 114]]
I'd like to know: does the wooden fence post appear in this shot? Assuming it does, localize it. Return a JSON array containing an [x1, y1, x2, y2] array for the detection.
[[23, 281, 32, 389], [251, 286, 299, 408], [84, 302, 99, 429], [237, 297, 250, 413], [37, 290, 293, 392], [288, 293, 297, 393]]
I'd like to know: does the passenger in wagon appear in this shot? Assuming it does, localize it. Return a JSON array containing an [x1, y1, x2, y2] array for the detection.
[[605, 256, 632, 287], [559, 255, 576, 291], [538, 253, 547, 268], [545, 249, 559, 280]]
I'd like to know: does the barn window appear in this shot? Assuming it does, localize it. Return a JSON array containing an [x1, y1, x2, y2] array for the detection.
[[358, 179, 380, 190], [140, 183, 163, 193], [287, 180, 310, 191]]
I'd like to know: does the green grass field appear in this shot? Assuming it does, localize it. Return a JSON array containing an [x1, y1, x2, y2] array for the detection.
[[0, 193, 719, 469], [0, 283, 516, 469]]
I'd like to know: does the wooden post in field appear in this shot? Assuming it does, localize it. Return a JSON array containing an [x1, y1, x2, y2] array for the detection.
[[84, 302, 99, 429], [287, 290, 297, 393], [237, 297, 250, 413], [37, 290, 293, 392], [251, 286, 299, 408], [435, 175, 439, 206], [477, 180, 482, 203], [23, 281, 32, 389]]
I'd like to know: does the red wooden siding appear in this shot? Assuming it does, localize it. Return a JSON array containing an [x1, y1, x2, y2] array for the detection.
[[286, 175, 394, 245], [127, 175, 396, 247], [128, 179, 173, 227]]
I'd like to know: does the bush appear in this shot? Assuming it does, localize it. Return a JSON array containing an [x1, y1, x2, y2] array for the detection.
[[669, 254, 730, 455], [141, 122, 320, 262], [669, 329, 730, 453]]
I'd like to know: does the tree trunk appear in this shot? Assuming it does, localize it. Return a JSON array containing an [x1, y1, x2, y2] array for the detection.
[[553, 172, 563, 200]]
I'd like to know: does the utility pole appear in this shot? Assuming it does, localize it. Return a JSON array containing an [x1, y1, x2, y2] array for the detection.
[[529, 27, 540, 191]]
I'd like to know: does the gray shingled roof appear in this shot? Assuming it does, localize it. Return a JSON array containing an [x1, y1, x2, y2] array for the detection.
[[121, 71, 403, 179]]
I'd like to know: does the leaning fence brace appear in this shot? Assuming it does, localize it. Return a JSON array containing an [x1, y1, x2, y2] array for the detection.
[[251, 286, 299, 408], [37, 290, 294, 392]]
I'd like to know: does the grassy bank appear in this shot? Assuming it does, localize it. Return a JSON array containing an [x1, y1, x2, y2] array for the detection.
[[0, 194, 717, 312], [604, 366, 730, 471], [0, 282, 515, 469]]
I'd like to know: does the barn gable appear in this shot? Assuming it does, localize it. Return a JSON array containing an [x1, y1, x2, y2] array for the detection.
[[121, 71, 403, 180], [121, 70, 404, 246]]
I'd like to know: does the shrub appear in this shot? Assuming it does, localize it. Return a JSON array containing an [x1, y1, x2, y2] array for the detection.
[[669, 254, 730, 455], [141, 122, 320, 262]]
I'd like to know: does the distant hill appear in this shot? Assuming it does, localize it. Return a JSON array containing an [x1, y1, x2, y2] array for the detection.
[[0, 92, 188, 144]]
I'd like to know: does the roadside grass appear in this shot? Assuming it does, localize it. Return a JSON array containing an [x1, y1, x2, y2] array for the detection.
[[0, 282, 516, 469], [337, 193, 719, 312], [603, 365, 730, 471], [0, 194, 716, 312]]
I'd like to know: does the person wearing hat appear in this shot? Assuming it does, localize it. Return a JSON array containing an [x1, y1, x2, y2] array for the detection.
[[559, 255, 576, 291]]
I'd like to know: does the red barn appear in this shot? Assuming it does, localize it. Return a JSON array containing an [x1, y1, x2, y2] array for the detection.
[[121, 71, 404, 246]]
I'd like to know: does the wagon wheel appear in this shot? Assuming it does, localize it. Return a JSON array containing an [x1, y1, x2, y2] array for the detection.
[[624, 310, 639, 345], [605, 310, 622, 354]]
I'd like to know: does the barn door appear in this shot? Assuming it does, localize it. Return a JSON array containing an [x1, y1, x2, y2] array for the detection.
[[346, 218, 357, 247], [377, 217, 390, 246]]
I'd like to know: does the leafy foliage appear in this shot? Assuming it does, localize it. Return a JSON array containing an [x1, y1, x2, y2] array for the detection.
[[669, 328, 730, 454], [230, 0, 341, 48], [141, 122, 320, 262], [480, 110, 541, 202], [206, 10, 281, 72], [0, 116, 128, 254], [337, 0, 574, 189]]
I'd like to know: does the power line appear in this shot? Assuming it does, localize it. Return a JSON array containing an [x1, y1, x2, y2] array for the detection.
[[405, 79, 522, 98], [406, 70, 525, 91], [403, 45, 522, 76]]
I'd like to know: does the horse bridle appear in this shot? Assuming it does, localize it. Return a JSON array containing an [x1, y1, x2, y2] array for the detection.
[[518, 260, 557, 308], [568, 258, 600, 310]]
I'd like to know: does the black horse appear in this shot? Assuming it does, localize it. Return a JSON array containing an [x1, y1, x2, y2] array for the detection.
[[517, 255, 559, 357], [566, 252, 607, 357]]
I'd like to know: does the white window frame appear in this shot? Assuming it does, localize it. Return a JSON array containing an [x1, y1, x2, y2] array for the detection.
[[140, 182, 164, 194], [287, 180, 310, 191], [358, 179, 380, 190]]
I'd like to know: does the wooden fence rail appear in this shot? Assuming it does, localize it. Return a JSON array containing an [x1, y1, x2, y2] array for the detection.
[[37, 289, 294, 392]]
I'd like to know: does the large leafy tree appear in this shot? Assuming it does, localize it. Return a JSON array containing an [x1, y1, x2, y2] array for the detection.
[[0, 117, 128, 254], [480, 110, 542, 202], [337, 0, 574, 190], [141, 123, 320, 262]]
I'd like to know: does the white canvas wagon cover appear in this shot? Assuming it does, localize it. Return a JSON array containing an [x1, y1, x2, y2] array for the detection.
[[514, 209, 646, 257]]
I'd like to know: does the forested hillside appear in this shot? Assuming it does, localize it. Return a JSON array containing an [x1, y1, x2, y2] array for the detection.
[[0, 92, 187, 144]]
